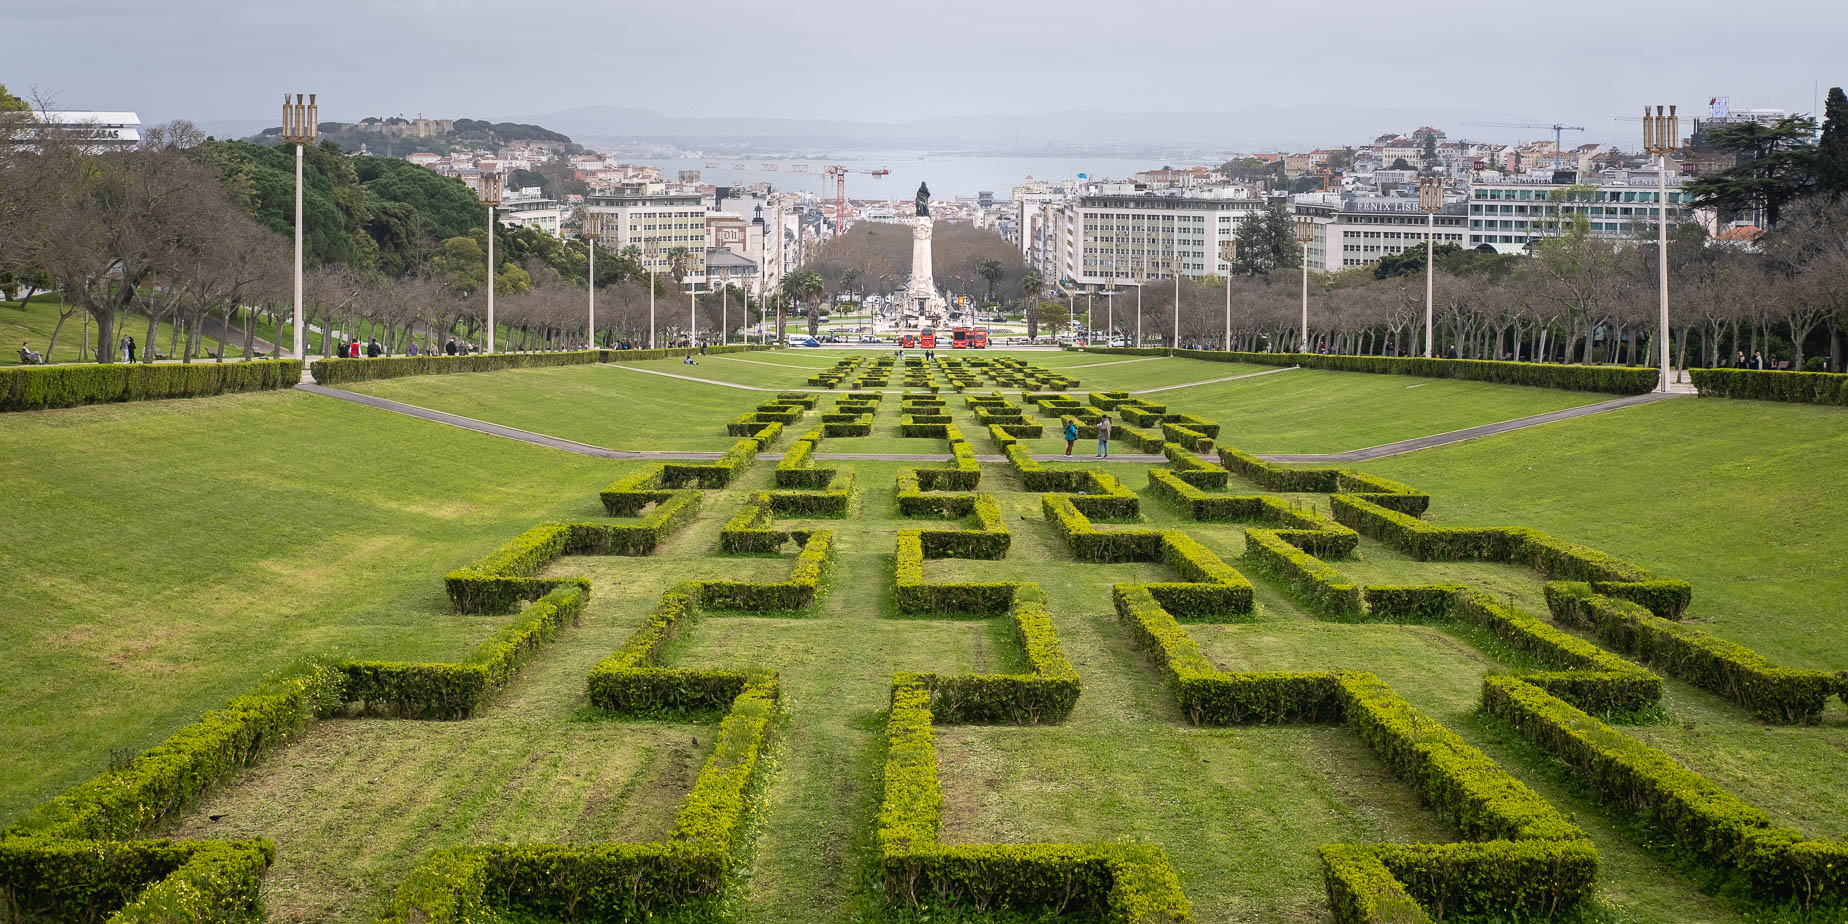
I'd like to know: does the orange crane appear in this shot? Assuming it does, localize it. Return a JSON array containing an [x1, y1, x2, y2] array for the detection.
[[823, 165, 890, 238]]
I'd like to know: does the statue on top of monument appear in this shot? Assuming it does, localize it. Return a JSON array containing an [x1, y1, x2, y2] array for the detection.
[[915, 181, 930, 218]]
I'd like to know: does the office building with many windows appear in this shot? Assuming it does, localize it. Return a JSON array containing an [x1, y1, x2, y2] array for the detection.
[[1292, 194, 1470, 272], [587, 184, 708, 289], [1466, 170, 1691, 253], [1061, 189, 1267, 291]]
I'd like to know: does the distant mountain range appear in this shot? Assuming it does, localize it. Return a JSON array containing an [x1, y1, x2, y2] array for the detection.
[[191, 102, 1602, 160], [504, 103, 1567, 153]]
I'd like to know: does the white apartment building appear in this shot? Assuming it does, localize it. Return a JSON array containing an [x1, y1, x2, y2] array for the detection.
[[1293, 195, 1470, 272], [1466, 169, 1691, 253], [1062, 189, 1267, 291], [587, 185, 709, 289], [498, 188, 562, 236]]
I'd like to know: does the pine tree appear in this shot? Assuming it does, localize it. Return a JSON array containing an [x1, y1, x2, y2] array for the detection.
[[1818, 87, 1848, 200]]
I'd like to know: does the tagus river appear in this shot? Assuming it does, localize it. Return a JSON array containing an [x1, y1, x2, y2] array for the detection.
[[643, 153, 1192, 200]]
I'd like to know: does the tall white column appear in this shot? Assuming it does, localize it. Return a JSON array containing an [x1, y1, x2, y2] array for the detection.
[[1300, 259, 1309, 353], [485, 205, 496, 354], [1425, 210, 1435, 358], [587, 242, 596, 349], [1658, 155, 1671, 391], [292, 143, 304, 360], [1224, 271, 1231, 352]]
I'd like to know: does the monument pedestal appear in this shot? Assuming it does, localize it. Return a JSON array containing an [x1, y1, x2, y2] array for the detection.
[[905, 217, 946, 322]]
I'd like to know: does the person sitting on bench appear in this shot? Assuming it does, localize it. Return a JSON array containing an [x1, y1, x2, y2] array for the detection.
[[19, 342, 45, 364]]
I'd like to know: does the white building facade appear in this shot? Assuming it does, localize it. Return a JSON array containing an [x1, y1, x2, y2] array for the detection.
[[1063, 190, 1268, 291], [1467, 170, 1692, 253]]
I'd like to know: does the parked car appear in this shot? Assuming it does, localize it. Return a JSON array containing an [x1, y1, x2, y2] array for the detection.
[[800, 337, 821, 347], [859, 334, 881, 343], [1109, 336, 1128, 347]]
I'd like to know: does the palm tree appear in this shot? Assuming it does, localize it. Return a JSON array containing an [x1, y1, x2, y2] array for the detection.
[[977, 259, 1004, 302], [782, 270, 824, 340], [839, 267, 863, 303]]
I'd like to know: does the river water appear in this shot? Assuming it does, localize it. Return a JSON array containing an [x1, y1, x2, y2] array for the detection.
[[641, 153, 1202, 200]]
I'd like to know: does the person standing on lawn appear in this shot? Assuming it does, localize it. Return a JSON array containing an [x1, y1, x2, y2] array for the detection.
[[1096, 414, 1111, 458], [1063, 418, 1078, 456]]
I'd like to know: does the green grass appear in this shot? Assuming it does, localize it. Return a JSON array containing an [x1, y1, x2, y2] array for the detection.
[[7, 362, 1848, 922], [339, 363, 767, 451], [1354, 396, 1848, 669], [0, 389, 623, 821]]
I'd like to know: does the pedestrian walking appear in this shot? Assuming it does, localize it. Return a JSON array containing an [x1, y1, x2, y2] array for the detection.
[[407, 341, 420, 357], [366, 339, 381, 358], [125, 335, 136, 363], [444, 339, 458, 356], [1096, 415, 1112, 458], [1750, 350, 1766, 370], [1734, 351, 1747, 368], [1063, 418, 1078, 456]]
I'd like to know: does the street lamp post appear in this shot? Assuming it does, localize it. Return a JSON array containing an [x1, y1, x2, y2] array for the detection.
[[478, 172, 503, 353], [644, 239, 660, 349], [1644, 104, 1679, 392], [583, 208, 601, 349], [1170, 256, 1182, 349], [1418, 177, 1444, 358], [1219, 240, 1238, 352], [1133, 262, 1146, 349], [1294, 215, 1315, 353], [281, 93, 317, 360]]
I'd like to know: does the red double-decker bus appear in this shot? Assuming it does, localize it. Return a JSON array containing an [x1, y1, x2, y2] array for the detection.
[[899, 335, 916, 348], [969, 328, 988, 349], [919, 327, 936, 349], [950, 327, 971, 348]]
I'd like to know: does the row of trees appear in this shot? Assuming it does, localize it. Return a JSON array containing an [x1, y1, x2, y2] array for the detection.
[[1032, 194, 1847, 370], [0, 86, 770, 362]]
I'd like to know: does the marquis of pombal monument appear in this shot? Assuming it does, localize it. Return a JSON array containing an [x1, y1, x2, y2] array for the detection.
[[905, 182, 945, 319]]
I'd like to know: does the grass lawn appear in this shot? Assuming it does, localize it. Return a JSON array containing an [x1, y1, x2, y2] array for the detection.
[[0, 389, 625, 821], [8, 367, 1846, 922], [339, 363, 767, 451], [2, 298, 246, 365], [1353, 396, 1848, 669], [1161, 367, 1604, 453]]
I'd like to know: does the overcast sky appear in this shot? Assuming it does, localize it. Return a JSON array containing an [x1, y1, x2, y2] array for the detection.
[[7, 0, 1845, 132]]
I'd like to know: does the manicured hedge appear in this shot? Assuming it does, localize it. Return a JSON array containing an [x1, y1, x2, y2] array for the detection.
[[1484, 675, 1848, 909], [7, 666, 341, 841], [877, 681, 1190, 921], [898, 588, 1080, 724], [587, 583, 754, 714], [1161, 442, 1229, 488], [1546, 582, 1834, 723], [1691, 368, 1848, 405], [312, 350, 597, 384], [1331, 493, 1690, 617], [1170, 347, 1659, 396], [445, 492, 700, 613], [387, 680, 779, 920], [1242, 529, 1364, 619], [340, 586, 587, 719], [697, 530, 836, 612], [1, 359, 302, 411], [0, 837, 277, 923]]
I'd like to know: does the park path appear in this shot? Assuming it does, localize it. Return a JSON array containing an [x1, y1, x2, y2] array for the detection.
[[599, 359, 1296, 395]]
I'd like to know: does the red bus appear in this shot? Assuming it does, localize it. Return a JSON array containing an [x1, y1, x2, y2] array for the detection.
[[950, 327, 970, 349], [919, 327, 936, 349], [899, 335, 916, 348], [969, 328, 988, 349]]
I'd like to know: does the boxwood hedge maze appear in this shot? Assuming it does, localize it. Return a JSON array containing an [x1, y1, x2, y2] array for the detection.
[[7, 353, 1847, 923]]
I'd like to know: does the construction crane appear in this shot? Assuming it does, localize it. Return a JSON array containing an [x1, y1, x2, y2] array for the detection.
[[1460, 122, 1587, 169], [822, 165, 890, 238]]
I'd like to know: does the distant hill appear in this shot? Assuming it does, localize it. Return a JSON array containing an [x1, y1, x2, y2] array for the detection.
[[246, 116, 580, 158]]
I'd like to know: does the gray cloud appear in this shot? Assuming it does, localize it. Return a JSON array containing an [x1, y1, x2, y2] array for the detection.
[[6, 0, 1844, 145]]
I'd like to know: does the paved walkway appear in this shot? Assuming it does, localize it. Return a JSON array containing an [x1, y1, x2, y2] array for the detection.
[[1129, 365, 1297, 394], [1254, 391, 1685, 463], [1069, 356, 1163, 368]]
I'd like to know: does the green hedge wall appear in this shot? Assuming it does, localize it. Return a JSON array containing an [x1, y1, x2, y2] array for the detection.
[[0, 837, 277, 923], [1545, 582, 1834, 723], [1691, 368, 1848, 405], [1483, 675, 1848, 909], [446, 491, 701, 613], [340, 586, 587, 719], [1, 359, 302, 412], [1169, 348, 1659, 395], [313, 350, 601, 384]]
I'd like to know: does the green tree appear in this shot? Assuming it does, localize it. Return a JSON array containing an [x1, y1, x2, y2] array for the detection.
[[0, 84, 28, 112], [1230, 205, 1302, 278], [1390, 157, 1413, 171], [1685, 115, 1818, 228], [783, 269, 824, 338], [976, 258, 1004, 301], [1374, 243, 1463, 279], [1818, 87, 1848, 201]]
